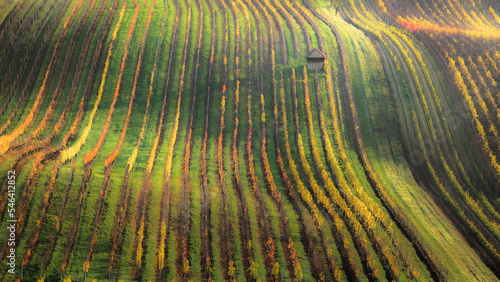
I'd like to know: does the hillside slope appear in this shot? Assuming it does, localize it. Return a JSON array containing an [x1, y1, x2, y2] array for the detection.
[[0, 0, 499, 281]]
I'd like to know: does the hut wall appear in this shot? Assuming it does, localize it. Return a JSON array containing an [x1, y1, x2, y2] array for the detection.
[[307, 60, 324, 71]]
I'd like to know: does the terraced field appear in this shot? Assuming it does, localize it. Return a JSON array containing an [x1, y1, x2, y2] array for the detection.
[[0, 0, 499, 281]]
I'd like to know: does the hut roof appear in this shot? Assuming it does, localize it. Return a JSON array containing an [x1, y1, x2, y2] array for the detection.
[[307, 47, 326, 59]]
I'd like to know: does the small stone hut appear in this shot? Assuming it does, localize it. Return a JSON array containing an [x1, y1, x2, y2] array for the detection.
[[306, 47, 326, 71]]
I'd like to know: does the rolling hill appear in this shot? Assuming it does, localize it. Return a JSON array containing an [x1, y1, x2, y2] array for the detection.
[[0, 0, 499, 280]]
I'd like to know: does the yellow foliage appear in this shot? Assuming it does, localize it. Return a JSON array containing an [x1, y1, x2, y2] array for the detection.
[[248, 260, 258, 279], [489, 6, 500, 25], [271, 262, 279, 277], [294, 262, 303, 281], [158, 221, 166, 270], [228, 260, 235, 277], [377, 0, 387, 13], [60, 4, 126, 163], [136, 220, 145, 268], [83, 260, 89, 273], [183, 258, 190, 274]]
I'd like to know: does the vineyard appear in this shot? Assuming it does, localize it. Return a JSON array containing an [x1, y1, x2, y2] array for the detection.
[[0, 0, 499, 280]]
